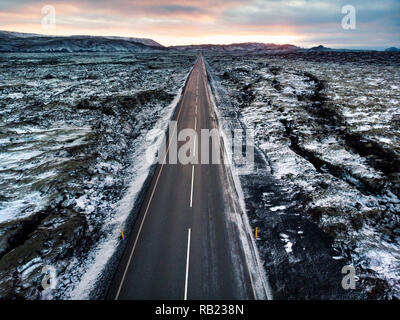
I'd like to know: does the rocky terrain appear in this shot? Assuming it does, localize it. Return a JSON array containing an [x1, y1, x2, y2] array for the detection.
[[0, 31, 164, 53], [172, 42, 300, 53], [1, 44, 399, 300], [0, 52, 195, 299], [206, 51, 400, 299]]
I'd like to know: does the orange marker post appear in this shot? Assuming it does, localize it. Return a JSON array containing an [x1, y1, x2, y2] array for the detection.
[[255, 227, 258, 239], [120, 229, 125, 240]]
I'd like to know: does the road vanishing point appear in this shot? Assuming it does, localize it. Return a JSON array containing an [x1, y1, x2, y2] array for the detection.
[[107, 54, 270, 300]]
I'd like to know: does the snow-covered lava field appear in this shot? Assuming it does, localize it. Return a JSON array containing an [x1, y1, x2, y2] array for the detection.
[[0, 50, 399, 300], [206, 51, 400, 299], [0, 52, 195, 299]]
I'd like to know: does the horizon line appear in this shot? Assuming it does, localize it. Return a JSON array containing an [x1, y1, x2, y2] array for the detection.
[[1, 29, 398, 51]]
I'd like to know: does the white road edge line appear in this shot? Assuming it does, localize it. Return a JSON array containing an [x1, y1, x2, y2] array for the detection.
[[201, 58, 262, 299], [184, 228, 191, 300], [190, 165, 194, 207], [194, 117, 197, 157], [114, 74, 188, 300]]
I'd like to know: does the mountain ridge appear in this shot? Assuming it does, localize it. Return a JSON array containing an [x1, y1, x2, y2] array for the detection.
[[0, 30, 164, 52], [1, 30, 398, 53]]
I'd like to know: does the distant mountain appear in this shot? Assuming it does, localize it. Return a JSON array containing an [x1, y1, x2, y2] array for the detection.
[[309, 45, 332, 51], [1, 33, 301, 53], [0, 30, 164, 53], [308, 45, 379, 53], [102, 36, 162, 48], [2, 31, 390, 53], [0, 31, 47, 38], [171, 42, 300, 52], [385, 47, 400, 52]]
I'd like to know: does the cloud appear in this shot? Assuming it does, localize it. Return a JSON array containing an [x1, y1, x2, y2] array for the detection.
[[0, 0, 398, 48]]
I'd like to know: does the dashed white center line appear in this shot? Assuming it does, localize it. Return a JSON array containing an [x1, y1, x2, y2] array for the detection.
[[193, 117, 197, 157], [190, 165, 194, 207], [114, 79, 186, 300], [193, 135, 196, 158], [184, 228, 191, 300]]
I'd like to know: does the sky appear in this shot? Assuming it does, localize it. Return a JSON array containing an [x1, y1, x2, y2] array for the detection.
[[0, 0, 399, 49]]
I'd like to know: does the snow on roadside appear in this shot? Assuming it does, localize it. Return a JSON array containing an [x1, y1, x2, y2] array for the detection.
[[204, 59, 273, 300], [205, 52, 400, 299], [68, 69, 192, 299]]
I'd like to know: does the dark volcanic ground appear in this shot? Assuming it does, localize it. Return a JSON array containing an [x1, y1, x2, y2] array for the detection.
[[0, 52, 195, 299], [1, 50, 399, 300], [206, 51, 400, 299]]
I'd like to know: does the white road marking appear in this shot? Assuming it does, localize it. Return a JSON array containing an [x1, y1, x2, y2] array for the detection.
[[190, 165, 194, 207], [193, 117, 197, 157], [115, 56, 261, 301], [114, 76, 187, 300], [184, 228, 191, 300], [193, 135, 196, 158], [202, 58, 264, 299]]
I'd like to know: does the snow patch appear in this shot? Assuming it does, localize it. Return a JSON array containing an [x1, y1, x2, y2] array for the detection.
[[68, 71, 190, 299]]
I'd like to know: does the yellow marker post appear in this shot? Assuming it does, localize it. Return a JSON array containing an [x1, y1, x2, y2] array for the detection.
[[120, 229, 125, 240], [255, 227, 258, 239]]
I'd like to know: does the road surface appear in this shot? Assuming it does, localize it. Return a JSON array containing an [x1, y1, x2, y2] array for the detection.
[[107, 55, 267, 300]]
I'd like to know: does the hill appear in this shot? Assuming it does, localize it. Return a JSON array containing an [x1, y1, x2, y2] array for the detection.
[[0, 30, 164, 53]]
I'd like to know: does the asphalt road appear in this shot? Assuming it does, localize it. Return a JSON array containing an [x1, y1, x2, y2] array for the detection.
[[107, 55, 266, 300]]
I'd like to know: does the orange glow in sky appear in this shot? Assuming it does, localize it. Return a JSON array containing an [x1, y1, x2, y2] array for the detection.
[[0, 0, 398, 48]]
